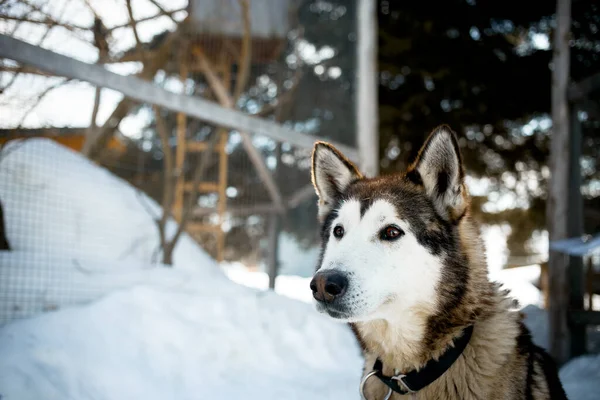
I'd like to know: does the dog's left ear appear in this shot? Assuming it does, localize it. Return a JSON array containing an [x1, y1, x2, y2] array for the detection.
[[407, 125, 468, 222], [311, 142, 363, 222]]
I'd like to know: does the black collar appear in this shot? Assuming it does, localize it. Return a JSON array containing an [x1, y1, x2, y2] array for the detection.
[[371, 325, 474, 395]]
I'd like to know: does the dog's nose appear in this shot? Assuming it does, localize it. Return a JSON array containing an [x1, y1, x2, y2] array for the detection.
[[310, 270, 348, 303]]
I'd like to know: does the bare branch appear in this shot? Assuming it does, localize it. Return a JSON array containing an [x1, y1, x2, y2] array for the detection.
[[107, 7, 186, 32], [126, 0, 144, 58], [88, 86, 101, 131], [1, 0, 72, 93], [146, 0, 178, 24], [0, 11, 89, 32], [152, 105, 176, 257], [84, 31, 178, 159], [82, 0, 101, 20]]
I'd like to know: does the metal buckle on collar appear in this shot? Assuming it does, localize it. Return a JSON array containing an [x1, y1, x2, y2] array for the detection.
[[360, 369, 415, 400], [360, 370, 393, 400], [391, 374, 416, 394]]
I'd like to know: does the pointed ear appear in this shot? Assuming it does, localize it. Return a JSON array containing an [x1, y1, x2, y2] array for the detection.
[[406, 125, 469, 222], [311, 142, 363, 222]]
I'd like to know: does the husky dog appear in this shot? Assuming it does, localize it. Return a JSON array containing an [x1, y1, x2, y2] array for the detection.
[[309, 126, 567, 399]]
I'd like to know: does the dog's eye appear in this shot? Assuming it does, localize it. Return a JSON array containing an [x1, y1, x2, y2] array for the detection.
[[333, 225, 345, 239], [380, 225, 404, 241]]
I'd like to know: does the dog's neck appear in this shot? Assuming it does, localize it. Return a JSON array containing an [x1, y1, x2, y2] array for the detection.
[[352, 262, 498, 375], [353, 288, 522, 399], [352, 312, 469, 375]]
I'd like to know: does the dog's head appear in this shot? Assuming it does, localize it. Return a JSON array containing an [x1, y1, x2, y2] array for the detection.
[[309, 125, 474, 324]]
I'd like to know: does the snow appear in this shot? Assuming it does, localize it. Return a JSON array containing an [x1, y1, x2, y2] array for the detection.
[[223, 262, 314, 304], [0, 139, 223, 322], [0, 277, 362, 399], [0, 139, 215, 269], [560, 354, 600, 400], [0, 251, 227, 323]]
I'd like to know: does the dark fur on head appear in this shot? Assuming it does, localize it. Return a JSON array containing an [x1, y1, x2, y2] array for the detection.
[[312, 125, 493, 362]]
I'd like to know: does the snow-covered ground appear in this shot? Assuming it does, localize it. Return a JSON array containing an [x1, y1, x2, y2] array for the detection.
[[0, 279, 362, 400], [0, 139, 598, 399]]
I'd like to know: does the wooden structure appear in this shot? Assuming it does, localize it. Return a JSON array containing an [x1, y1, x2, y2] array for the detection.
[[173, 0, 298, 262], [549, 235, 600, 356], [187, 0, 295, 63], [547, 0, 600, 364]]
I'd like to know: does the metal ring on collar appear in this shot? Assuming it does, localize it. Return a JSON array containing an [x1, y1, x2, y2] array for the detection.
[[360, 370, 393, 400]]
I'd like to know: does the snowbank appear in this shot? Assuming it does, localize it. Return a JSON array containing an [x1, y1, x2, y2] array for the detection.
[[0, 280, 363, 400], [0, 138, 215, 270], [0, 251, 226, 323], [0, 139, 222, 323], [560, 353, 600, 400]]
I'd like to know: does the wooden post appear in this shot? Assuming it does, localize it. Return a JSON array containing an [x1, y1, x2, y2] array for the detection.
[[267, 143, 282, 289], [267, 214, 281, 290], [214, 54, 231, 263], [547, 0, 572, 365], [216, 129, 228, 263], [174, 53, 188, 221], [568, 103, 586, 357], [357, 0, 379, 177]]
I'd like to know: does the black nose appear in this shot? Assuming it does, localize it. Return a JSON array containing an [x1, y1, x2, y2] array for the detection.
[[310, 270, 349, 303]]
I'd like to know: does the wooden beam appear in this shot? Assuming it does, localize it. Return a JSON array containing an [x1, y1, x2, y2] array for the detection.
[[194, 203, 277, 217], [547, 0, 571, 365], [182, 182, 220, 192], [0, 35, 359, 161], [568, 72, 600, 101], [356, 0, 379, 177]]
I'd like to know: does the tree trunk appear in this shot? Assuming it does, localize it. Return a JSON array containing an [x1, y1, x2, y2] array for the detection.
[[547, 0, 571, 365]]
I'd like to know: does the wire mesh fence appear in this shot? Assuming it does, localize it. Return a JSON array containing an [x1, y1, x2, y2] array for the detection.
[[0, 0, 362, 324]]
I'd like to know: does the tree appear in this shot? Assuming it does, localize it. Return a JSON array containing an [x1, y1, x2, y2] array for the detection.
[[377, 0, 600, 256]]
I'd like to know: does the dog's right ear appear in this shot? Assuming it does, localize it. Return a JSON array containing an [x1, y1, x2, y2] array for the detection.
[[311, 142, 363, 222]]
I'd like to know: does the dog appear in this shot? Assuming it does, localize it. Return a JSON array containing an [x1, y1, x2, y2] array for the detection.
[[309, 126, 567, 399]]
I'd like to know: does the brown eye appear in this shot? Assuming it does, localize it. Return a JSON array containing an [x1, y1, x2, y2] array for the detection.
[[333, 225, 345, 239], [380, 225, 404, 241]]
